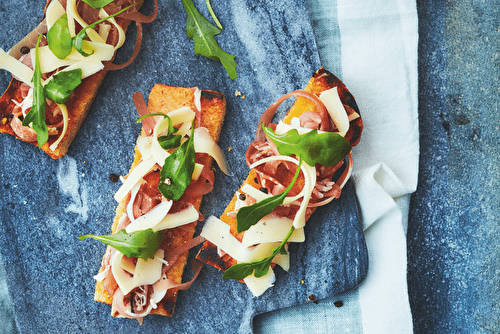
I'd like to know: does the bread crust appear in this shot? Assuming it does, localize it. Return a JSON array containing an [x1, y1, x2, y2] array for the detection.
[[93, 84, 226, 317]]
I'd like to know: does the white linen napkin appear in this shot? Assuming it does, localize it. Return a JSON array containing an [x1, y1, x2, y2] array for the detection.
[[309, 0, 418, 332], [337, 0, 419, 332]]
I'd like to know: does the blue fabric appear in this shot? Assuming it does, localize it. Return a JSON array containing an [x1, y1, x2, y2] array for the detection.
[[306, 0, 343, 78], [254, 291, 363, 334]]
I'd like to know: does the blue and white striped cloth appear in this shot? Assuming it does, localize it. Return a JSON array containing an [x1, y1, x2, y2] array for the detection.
[[254, 0, 418, 332]]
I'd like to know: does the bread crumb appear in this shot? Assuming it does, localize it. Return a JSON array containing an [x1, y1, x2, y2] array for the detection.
[[234, 91, 246, 99]]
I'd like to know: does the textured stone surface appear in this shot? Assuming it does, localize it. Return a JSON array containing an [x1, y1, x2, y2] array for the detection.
[[408, 0, 500, 333], [0, 1, 368, 333]]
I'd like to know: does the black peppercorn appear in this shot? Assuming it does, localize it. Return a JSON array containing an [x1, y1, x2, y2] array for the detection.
[[109, 173, 119, 182], [259, 187, 268, 194], [334, 300, 343, 307], [20, 46, 30, 55], [238, 193, 246, 201]]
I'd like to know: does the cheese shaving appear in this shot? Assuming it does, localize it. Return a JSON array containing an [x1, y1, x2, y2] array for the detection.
[[133, 249, 164, 287], [0, 49, 34, 86], [243, 267, 275, 297], [152, 204, 200, 231], [241, 215, 305, 247], [125, 200, 173, 233], [249, 155, 316, 228], [111, 251, 135, 295], [126, 180, 144, 221], [45, 0, 66, 31], [49, 103, 69, 151], [114, 157, 156, 203], [193, 127, 230, 174], [319, 87, 350, 136], [99, 8, 126, 50], [66, 0, 105, 42]]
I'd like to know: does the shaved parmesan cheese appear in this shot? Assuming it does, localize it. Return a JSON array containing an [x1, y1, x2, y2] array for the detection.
[[174, 121, 192, 138], [240, 183, 302, 205], [153, 204, 200, 231], [136, 136, 152, 159], [151, 116, 173, 166], [151, 275, 174, 303], [111, 251, 135, 295], [93, 267, 109, 282], [166, 106, 195, 126], [249, 155, 316, 228], [194, 88, 202, 113], [243, 267, 275, 297], [66, 0, 105, 43], [98, 23, 111, 42], [65, 41, 115, 62], [120, 255, 136, 274], [19, 87, 33, 116], [0, 48, 34, 86], [125, 200, 173, 233], [200, 216, 252, 262], [249, 155, 312, 206], [49, 103, 69, 151], [56, 56, 104, 79], [99, 8, 126, 50], [275, 120, 325, 136], [32, 46, 74, 74], [126, 180, 144, 221], [273, 243, 290, 271], [192, 163, 204, 181], [114, 157, 156, 202], [133, 249, 164, 287], [291, 161, 316, 228], [193, 127, 230, 174], [45, 0, 66, 31], [319, 87, 350, 136], [241, 215, 305, 247]]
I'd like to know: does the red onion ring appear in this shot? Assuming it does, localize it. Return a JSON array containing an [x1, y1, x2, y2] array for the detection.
[[255, 90, 330, 141], [118, 0, 158, 23], [103, 21, 143, 71]]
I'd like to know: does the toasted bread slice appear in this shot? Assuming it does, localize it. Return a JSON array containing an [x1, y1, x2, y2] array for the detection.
[[196, 68, 363, 274], [0, 0, 142, 159], [93, 85, 226, 317]]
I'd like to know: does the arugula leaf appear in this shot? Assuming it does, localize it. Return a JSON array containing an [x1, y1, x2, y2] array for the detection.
[[158, 121, 196, 201], [79, 228, 164, 261], [158, 134, 182, 150], [236, 158, 302, 233], [262, 123, 352, 167], [82, 0, 115, 9], [47, 14, 73, 59], [137, 113, 182, 150], [44, 69, 82, 104], [181, 0, 237, 80], [137, 112, 172, 124], [222, 225, 295, 280], [22, 34, 48, 148]]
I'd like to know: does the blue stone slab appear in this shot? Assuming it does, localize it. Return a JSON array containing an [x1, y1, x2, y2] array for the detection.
[[0, 1, 368, 333], [408, 0, 500, 333]]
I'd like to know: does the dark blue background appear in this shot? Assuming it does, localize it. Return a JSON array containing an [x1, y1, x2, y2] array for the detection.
[[408, 0, 500, 333]]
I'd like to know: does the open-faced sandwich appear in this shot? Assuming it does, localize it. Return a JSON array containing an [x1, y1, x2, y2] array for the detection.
[[196, 68, 363, 296], [79, 84, 228, 322], [0, 0, 157, 158]]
